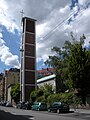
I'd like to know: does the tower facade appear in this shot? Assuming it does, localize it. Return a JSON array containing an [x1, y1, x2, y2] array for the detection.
[[21, 17, 36, 102]]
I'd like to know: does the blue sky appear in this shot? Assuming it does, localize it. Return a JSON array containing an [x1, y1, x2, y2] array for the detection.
[[0, 0, 90, 73]]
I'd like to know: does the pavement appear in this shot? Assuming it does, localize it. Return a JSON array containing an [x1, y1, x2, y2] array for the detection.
[[70, 108, 90, 114]]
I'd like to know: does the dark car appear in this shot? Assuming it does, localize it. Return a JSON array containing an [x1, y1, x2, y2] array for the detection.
[[1, 101, 7, 106], [6, 102, 12, 107], [31, 102, 47, 111], [22, 102, 33, 110], [48, 102, 70, 113], [16, 101, 25, 109]]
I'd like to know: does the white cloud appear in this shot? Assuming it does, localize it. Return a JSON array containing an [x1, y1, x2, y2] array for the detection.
[[0, 33, 3, 38], [79, 0, 86, 5], [0, 0, 20, 34], [0, 0, 90, 70], [36, 2, 90, 65], [59, 5, 70, 13], [5, 55, 19, 68], [0, 32, 20, 68], [36, 57, 42, 63], [36, 22, 50, 38]]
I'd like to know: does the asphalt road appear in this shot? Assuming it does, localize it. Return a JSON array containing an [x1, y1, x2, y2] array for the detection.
[[0, 106, 90, 120], [0, 110, 30, 120]]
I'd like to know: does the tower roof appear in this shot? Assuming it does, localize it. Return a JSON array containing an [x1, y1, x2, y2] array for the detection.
[[22, 17, 36, 22]]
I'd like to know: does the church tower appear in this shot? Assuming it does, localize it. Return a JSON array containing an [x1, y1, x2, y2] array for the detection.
[[20, 17, 36, 102]]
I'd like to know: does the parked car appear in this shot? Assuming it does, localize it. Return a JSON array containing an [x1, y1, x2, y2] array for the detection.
[[1, 101, 7, 106], [31, 102, 47, 111], [16, 101, 25, 109], [48, 102, 70, 113], [6, 102, 12, 107], [22, 101, 33, 110]]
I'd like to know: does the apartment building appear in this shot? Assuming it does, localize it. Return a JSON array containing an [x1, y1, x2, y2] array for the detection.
[[0, 68, 20, 102], [0, 74, 4, 102]]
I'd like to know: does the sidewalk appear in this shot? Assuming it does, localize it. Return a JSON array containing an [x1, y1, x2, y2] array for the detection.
[[70, 108, 90, 114]]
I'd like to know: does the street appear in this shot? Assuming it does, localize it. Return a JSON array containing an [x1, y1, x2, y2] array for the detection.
[[0, 106, 90, 120]]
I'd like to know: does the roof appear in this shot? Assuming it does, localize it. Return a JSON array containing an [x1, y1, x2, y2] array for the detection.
[[37, 68, 54, 76], [37, 74, 56, 83], [22, 17, 36, 22]]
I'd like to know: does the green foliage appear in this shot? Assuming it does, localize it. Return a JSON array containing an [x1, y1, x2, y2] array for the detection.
[[68, 35, 90, 98], [30, 83, 54, 103], [45, 33, 90, 105], [30, 88, 44, 102], [47, 94, 61, 105], [45, 45, 70, 93], [10, 83, 20, 102], [41, 83, 54, 94], [36, 96, 46, 103], [47, 92, 82, 107], [72, 94, 82, 107], [47, 92, 73, 105]]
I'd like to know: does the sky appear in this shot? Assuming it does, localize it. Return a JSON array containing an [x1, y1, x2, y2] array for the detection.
[[0, 0, 90, 73]]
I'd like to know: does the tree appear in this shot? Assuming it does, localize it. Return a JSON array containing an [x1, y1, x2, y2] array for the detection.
[[10, 83, 21, 103], [40, 83, 54, 100], [68, 35, 90, 105], [30, 88, 44, 102], [45, 33, 90, 105], [30, 83, 54, 103], [45, 43, 71, 93]]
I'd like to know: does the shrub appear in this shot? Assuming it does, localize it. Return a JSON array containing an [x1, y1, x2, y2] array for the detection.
[[47, 92, 73, 106], [36, 96, 46, 103], [30, 88, 44, 102]]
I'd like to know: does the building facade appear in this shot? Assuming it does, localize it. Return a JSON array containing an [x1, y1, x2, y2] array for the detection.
[[21, 17, 36, 102], [0, 68, 20, 102], [0, 78, 5, 102], [5, 68, 20, 101], [37, 74, 56, 92]]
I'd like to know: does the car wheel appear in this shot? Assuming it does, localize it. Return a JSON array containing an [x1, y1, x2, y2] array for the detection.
[[48, 109, 51, 112], [37, 108, 40, 111], [57, 109, 60, 114]]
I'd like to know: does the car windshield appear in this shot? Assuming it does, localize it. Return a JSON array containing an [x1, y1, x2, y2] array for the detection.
[[34, 102, 40, 105], [41, 103, 46, 105], [53, 102, 61, 106], [34, 102, 46, 106]]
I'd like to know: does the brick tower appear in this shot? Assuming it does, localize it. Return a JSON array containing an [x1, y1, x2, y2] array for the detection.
[[20, 17, 36, 102]]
